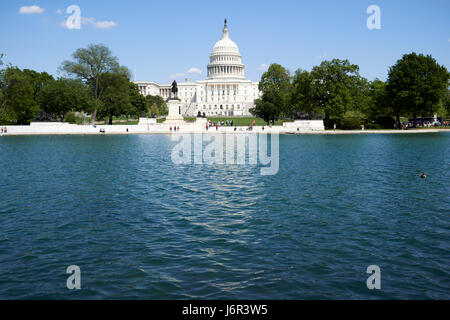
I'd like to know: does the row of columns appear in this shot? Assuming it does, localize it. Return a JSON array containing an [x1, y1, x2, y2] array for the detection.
[[159, 88, 171, 96], [206, 84, 239, 95], [208, 66, 243, 77], [200, 104, 240, 110], [212, 56, 240, 63], [204, 84, 240, 103]]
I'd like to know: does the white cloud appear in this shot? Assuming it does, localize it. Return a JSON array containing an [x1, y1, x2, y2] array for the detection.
[[257, 64, 269, 71], [19, 5, 45, 14], [169, 72, 187, 78], [56, 9, 63, 15], [316, 52, 328, 60], [169, 67, 203, 79], [82, 17, 117, 29], [188, 67, 202, 74], [60, 16, 118, 30]]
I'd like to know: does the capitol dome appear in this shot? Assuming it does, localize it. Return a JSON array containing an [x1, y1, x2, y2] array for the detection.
[[212, 25, 240, 55], [207, 20, 245, 79]]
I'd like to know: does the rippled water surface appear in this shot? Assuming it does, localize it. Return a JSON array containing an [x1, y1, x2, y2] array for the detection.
[[0, 133, 449, 299]]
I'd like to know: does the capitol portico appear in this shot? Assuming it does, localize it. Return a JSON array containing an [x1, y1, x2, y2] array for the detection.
[[135, 20, 260, 117]]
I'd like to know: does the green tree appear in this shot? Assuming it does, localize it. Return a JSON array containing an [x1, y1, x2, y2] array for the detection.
[[144, 103, 158, 117], [290, 69, 316, 119], [387, 53, 449, 127], [98, 72, 131, 125], [37, 78, 94, 121], [145, 94, 168, 116], [22, 69, 54, 100], [128, 82, 147, 118], [60, 44, 130, 124], [445, 88, 450, 116], [250, 63, 291, 124], [367, 79, 388, 119], [3, 67, 40, 124], [309, 59, 363, 120]]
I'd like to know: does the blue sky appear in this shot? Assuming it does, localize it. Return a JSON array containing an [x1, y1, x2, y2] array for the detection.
[[0, 0, 449, 84]]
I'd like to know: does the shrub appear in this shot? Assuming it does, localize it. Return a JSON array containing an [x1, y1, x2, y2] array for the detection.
[[339, 117, 362, 130], [64, 111, 83, 124]]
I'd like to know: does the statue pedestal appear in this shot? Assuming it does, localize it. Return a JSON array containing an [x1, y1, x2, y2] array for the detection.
[[164, 99, 185, 125]]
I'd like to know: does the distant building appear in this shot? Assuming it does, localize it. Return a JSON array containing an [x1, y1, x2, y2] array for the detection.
[[135, 20, 261, 117]]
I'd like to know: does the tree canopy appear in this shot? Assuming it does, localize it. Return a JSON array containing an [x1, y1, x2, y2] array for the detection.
[[1, 48, 448, 129], [60, 44, 130, 123], [37, 78, 94, 121], [145, 95, 168, 117], [251, 54, 448, 129], [98, 72, 131, 125], [387, 53, 449, 127], [250, 64, 291, 124], [1, 67, 42, 124]]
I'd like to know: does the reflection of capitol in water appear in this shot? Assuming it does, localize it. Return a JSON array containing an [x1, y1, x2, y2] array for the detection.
[[135, 20, 261, 117]]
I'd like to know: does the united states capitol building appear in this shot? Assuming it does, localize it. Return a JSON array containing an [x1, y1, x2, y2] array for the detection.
[[135, 20, 261, 117]]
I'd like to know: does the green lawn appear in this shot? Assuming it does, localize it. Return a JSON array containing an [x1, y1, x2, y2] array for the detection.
[[157, 117, 286, 126], [112, 121, 139, 125]]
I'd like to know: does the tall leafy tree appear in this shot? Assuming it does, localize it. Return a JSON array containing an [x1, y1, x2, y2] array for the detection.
[[98, 72, 131, 125], [250, 63, 291, 124], [60, 44, 130, 124], [387, 53, 449, 127], [0, 62, 5, 122], [309, 59, 362, 120], [290, 69, 316, 119], [445, 88, 450, 117], [128, 82, 147, 118], [3, 67, 40, 124], [366, 79, 390, 121], [145, 95, 168, 116], [37, 78, 94, 121], [22, 69, 54, 100]]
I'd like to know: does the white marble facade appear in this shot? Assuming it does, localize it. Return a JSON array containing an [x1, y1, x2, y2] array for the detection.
[[135, 21, 260, 117]]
